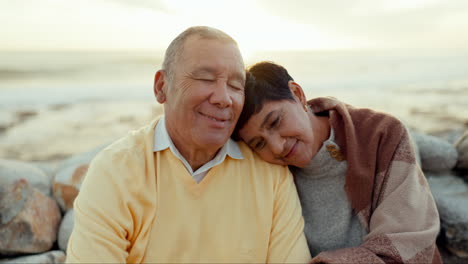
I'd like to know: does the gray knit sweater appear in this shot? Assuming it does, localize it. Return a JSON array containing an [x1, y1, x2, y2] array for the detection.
[[291, 128, 367, 256]]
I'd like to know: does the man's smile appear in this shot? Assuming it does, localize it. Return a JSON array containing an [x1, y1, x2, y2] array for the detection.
[[199, 112, 229, 122]]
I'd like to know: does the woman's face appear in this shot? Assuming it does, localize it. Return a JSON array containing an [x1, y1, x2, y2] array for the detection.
[[239, 97, 320, 168]]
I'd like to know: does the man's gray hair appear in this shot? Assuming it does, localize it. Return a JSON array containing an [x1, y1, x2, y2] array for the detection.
[[162, 26, 238, 79]]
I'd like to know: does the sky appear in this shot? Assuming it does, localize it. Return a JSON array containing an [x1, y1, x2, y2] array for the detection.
[[1, 0, 468, 55]]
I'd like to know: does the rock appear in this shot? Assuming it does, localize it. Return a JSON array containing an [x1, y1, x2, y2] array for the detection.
[[427, 172, 468, 258], [52, 164, 88, 212], [412, 132, 458, 172], [455, 131, 468, 170], [0, 250, 65, 263], [58, 209, 74, 251], [431, 128, 466, 145], [32, 161, 61, 182], [0, 159, 51, 196], [52, 144, 108, 211], [438, 244, 467, 264], [0, 180, 61, 255]]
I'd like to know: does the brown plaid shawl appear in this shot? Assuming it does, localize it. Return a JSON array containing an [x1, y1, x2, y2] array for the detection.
[[307, 97, 442, 263]]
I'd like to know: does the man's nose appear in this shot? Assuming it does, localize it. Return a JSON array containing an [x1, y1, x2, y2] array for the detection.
[[209, 81, 232, 108]]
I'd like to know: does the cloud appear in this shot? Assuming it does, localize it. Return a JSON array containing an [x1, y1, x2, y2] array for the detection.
[[1, 0, 467, 50], [255, 0, 468, 48], [99, 0, 168, 12]]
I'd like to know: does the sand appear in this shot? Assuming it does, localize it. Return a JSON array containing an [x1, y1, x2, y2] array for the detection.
[[0, 101, 162, 161], [0, 88, 467, 162]]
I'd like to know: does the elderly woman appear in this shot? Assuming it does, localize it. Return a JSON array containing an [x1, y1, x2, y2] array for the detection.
[[233, 62, 442, 263]]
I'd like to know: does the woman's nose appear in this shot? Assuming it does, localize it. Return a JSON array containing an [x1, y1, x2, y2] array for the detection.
[[268, 135, 285, 156]]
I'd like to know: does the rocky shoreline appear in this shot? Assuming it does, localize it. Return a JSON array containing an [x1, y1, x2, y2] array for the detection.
[[0, 102, 467, 263]]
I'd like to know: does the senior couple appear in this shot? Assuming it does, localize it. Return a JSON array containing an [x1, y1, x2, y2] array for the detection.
[[66, 26, 441, 263]]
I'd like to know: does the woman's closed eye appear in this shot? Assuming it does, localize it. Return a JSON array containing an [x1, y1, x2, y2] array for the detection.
[[270, 116, 281, 129], [254, 139, 266, 150]]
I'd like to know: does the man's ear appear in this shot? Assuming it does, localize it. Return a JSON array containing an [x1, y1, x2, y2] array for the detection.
[[288, 81, 306, 105], [154, 70, 168, 103]]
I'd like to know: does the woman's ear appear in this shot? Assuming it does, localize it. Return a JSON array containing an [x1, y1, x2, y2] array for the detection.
[[154, 70, 167, 103], [288, 81, 307, 105]]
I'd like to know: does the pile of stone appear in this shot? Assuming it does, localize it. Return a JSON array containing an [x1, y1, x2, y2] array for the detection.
[[0, 145, 106, 263], [411, 130, 468, 262], [0, 131, 467, 263]]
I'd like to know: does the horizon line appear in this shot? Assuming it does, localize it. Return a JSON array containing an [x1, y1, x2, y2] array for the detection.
[[1, 46, 467, 53]]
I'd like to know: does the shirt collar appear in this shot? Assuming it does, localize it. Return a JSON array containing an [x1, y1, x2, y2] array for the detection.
[[153, 116, 243, 160]]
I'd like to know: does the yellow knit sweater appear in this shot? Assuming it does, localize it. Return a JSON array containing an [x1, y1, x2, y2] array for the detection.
[[66, 118, 310, 263]]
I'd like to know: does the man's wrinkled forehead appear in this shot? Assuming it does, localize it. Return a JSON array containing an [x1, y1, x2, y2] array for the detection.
[[179, 35, 243, 62], [178, 36, 245, 76]]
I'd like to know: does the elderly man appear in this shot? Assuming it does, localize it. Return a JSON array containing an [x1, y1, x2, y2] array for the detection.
[[65, 26, 310, 263]]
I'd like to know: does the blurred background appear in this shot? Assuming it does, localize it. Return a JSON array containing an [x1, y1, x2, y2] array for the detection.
[[1, 0, 468, 161]]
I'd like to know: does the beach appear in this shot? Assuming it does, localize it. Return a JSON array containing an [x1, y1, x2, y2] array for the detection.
[[1, 49, 468, 162], [1, 49, 468, 263], [3, 1, 468, 261]]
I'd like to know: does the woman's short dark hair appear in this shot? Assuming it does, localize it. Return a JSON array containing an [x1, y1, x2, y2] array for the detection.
[[232, 61, 296, 140]]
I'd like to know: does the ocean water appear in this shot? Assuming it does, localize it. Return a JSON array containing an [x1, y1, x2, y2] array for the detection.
[[1, 49, 467, 131], [0, 50, 163, 107]]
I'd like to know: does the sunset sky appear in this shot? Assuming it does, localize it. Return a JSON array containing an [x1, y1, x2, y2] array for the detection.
[[1, 0, 468, 56]]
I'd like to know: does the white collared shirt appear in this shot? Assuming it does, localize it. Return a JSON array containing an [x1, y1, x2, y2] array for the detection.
[[153, 116, 244, 183]]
